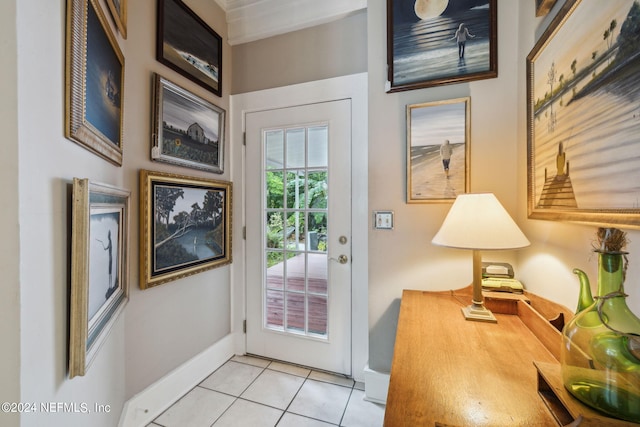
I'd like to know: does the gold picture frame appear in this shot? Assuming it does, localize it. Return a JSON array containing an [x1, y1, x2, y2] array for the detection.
[[69, 178, 130, 378], [105, 0, 127, 39], [65, 0, 125, 166], [527, 0, 640, 228], [406, 97, 471, 203], [139, 170, 232, 289]]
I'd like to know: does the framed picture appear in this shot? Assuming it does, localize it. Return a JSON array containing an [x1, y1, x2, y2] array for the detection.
[[69, 179, 130, 378], [527, 0, 640, 227], [157, 0, 222, 97], [152, 73, 225, 173], [65, 0, 124, 166], [105, 0, 127, 38], [387, 0, 497, 92], [406, 97, 470, 203], [139, 170, 232, 289], [536, 0, 557, 16]]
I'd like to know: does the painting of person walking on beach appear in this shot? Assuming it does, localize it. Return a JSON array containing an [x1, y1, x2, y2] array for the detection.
[[407, 97, 470, 203], [527, 0, 640, 227], [387, 0, 497, 92]]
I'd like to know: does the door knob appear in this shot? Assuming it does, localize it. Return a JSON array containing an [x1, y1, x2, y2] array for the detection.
[[333, 254, 348, 264]]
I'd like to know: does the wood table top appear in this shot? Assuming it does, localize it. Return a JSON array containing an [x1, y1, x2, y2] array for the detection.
[[384, 289, 560, 427]]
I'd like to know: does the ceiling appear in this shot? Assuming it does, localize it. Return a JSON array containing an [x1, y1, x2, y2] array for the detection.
[[213, 0, 367, 45]]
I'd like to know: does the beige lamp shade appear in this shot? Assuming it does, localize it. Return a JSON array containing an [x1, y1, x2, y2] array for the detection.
[[432, 193, 530, 250]]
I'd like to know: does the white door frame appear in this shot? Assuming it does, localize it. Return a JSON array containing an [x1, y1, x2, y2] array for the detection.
[[230, 73, 368, 381]]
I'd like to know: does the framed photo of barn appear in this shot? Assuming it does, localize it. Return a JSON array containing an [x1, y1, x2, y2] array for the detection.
[[527, 0, 640, 227], [152, 73, 225, 173], [69, 178, 130, 378], [157, 0, 222, 96], [139, 170, 232, 289]]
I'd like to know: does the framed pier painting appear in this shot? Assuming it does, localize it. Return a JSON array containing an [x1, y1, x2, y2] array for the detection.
[[387, 0, 497, 92], [527, 0, 640, 228]]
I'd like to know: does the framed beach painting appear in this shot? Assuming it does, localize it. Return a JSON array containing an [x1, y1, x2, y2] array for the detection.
[[387, 0, 497, 92], [527, 0, 640, 227], [139, 170, 232, 289], [69, 179, 130, 378], [157, 0, 222, 97], [152, 73, 225, 173], [66, 0, 124, 166], [406, 97, 470, 203]]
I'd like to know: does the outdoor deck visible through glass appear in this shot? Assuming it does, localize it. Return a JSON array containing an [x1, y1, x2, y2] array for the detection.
[[263, 126, 329, 337]]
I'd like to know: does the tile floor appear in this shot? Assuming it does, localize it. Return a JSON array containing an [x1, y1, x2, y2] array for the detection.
[[148, 355, 386, 427]]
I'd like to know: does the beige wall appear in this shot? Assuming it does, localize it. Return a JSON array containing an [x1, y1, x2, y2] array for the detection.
[[0, 0, 20, 426], [231, 10, 367, 94], [6, 1, 232, 425]]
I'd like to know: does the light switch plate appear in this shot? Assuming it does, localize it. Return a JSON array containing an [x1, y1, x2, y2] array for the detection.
[[374, 211, 394, 230]]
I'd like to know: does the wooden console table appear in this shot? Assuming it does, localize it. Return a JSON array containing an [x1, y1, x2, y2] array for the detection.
[[383, 289, 634, 426]]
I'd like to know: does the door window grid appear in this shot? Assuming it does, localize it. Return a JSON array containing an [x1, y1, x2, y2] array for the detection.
[[263, 126, 329, 337]]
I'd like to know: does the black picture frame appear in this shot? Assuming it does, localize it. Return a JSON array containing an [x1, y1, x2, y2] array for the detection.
[[387, 0, 497, 92], [156, 0, 222, 97]]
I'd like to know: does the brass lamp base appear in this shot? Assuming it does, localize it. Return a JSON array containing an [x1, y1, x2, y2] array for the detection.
[[462, 303, 497, 323]]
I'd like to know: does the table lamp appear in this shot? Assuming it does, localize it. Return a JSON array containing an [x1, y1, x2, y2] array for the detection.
[[432, 193, 530, 322]]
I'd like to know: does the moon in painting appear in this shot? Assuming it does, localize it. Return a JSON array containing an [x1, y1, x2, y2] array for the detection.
[[414, 0, 449, 20]]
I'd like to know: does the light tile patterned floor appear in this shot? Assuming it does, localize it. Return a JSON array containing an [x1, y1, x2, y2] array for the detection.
[[148, 355, 385, 427]]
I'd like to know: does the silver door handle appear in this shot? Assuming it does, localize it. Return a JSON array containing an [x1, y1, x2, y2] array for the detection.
[[330, 254, 349, 264]]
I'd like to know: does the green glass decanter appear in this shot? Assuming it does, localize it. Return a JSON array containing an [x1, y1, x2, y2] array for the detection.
[[561, 228, 640, 423]]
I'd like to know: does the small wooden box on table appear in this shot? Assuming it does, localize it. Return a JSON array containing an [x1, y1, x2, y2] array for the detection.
[[383, 288, 635, 426]]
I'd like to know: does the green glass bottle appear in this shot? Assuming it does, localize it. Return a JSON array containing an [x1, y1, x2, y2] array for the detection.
[[562, 250, 640, 423]]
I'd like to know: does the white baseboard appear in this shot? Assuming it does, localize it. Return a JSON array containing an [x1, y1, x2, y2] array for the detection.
[[363, 365, 389, 405], [119, 334, 235, 427]]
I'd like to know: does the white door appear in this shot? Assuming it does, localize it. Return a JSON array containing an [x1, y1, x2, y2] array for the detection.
[[245, 99, 352, 375]]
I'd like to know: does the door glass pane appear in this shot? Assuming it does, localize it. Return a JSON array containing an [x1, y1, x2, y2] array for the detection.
[[308, 295, 328, 335], [266, 171, 284, 209], [264, 124, 329, 338], [286, 292, 305, 333], [308, 126, 328, 168], [286, 128, 305, 168], [265, 130, 284, 169], [286, 171, 305, 209], [266, 289, 284, 329]]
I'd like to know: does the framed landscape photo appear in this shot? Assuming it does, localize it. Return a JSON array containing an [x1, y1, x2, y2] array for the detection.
[[157, 0, 222, 97], [387, 0, 497, 92], [407, 97, 470, 203], [66, 0, 124, 166], [527, 0, 640, 227], [69, 179, 130, 378], [105, 0, 127, 38], [139, 170, 232, 289], [152, 73, 225, 173]]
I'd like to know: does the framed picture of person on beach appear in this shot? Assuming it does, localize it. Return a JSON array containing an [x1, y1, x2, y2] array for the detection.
[[157, 0, 222, 96], [406, 97, 470, 203], [387, 0, 497, 92], [527, 0, 640, 227], [139, 170, 232, 289], [69, 179, 130, 378]]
